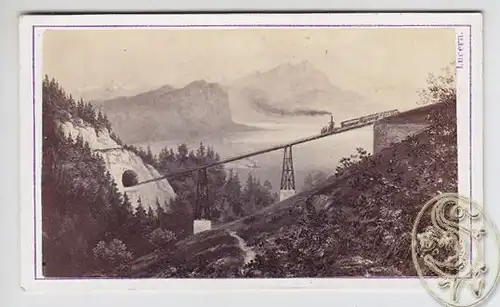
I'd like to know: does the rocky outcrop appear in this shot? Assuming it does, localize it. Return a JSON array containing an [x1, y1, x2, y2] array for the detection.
[[59, 119, 119, 150], [372, 103, 440, 153], [92, 81, 250, 144], [58, 120, 176, 209], [373, 122, 430, 153]]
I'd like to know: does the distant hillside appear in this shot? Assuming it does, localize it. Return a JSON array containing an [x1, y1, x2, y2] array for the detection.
[[92, 81, 254, 144], [112, 101, 458, 278], [73, 82, 155, 102], [228, 61, 369, 122]]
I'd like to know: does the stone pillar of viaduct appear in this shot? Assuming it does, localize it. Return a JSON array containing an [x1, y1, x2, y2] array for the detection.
[[372, 103, 444, 154]]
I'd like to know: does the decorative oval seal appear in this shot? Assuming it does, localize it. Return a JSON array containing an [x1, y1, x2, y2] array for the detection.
[[411, 193, 500, 307]]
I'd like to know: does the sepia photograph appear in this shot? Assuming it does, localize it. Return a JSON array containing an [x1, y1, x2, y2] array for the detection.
[[21, 15, 480, 284]]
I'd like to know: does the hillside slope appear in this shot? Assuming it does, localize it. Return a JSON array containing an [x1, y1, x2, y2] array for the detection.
[[113, 102, 457, 278]]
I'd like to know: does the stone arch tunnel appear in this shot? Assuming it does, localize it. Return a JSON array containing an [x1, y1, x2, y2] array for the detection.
[[122, 169, 139, 188]]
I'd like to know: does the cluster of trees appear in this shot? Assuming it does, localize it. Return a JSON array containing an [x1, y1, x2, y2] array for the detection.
[[43, 75, 112, 132], [42, 77, 186, 277], [125, 142, 278, 224]]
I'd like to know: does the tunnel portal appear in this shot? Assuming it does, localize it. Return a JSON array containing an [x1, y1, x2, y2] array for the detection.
[[122, 170, 139, 187]]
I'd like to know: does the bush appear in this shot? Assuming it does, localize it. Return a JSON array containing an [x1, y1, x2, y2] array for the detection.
[[92, 239, 133, 270], [148, 228, 177, 249], [418, 62, 456, 106], [335, 147, 371, 177], [244, 198, 339, 277], [302, 171, 329, 191]]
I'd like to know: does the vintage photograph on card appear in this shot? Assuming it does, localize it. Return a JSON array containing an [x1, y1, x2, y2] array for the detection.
[[19, 13, 485, 292]]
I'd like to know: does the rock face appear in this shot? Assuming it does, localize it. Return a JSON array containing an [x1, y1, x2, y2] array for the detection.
[[92, 81, 249, 144], [373, 122, 430, 153], [58, 120, 176, 209], [372, 104, 438, 153]]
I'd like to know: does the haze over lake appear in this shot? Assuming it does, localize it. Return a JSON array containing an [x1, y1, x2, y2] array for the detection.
[[133, 117, 374, 191]]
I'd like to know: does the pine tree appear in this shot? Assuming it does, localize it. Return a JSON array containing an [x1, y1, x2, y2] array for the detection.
[[83, 141, 91, 154], [77, 98, 84, 118], [103, 113, 112, 131], [166, 194, 192, 238], [196, 142, 206, 162], [155, 199, 165, 228], [169, 148, 176, 161], [75, 134, 84, 148], [145, 205, 156, 234], [96, 110, 105, 130], [177, 144, 189, 167], [146, 146, 155, 166], [131, 198, 147, 237], [207, 146, 215, 160], [135, 197, 147, 222], [157, 147, 169, 170], [120, 193, 133, 221]]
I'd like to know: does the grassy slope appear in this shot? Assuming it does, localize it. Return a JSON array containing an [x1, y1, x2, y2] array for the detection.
[[114, 102, 457, 278], [114, 229, 244, 278]]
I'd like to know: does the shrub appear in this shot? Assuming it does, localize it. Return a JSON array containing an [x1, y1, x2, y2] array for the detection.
[[418, 62, 456, 106], [335, 147, 371, 177], [148, 228, 177, 249], [92, 239, 133, 270]]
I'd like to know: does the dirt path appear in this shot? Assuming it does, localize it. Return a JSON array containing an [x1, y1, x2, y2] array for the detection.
[[228, 231, 256, 265]]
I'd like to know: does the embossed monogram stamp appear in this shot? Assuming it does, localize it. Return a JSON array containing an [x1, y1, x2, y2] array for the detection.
[[412, 193, 500, 307]]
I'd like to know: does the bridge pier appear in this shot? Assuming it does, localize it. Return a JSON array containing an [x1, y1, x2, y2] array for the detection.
[[279, 145, 296, 201], [193, 219, 212, 234], [193, 168, 212, 234]]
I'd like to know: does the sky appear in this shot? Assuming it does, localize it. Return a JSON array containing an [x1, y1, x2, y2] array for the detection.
[[43, 28, 456, 106]]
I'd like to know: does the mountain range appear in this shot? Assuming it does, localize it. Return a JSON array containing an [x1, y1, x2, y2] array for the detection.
[[228, 61, 369, 122], [92, 61, 370, 144], [92, 81, 252, 144]]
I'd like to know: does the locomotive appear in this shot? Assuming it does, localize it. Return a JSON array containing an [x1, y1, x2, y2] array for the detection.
[[320, 115, 336, 134]]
